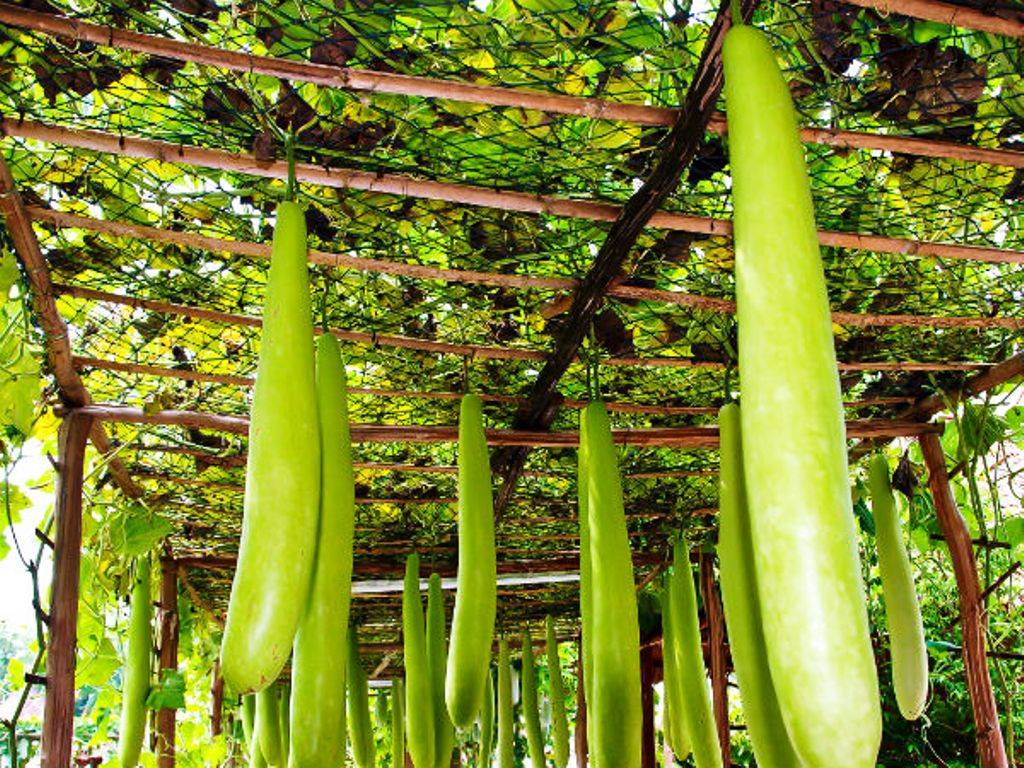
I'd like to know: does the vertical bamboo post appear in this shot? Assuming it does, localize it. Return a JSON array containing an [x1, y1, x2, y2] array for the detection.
[[40, 411, 93, 768], [156, 559, 180, 768], [574, 655, 587, 768], [211, 660, 224, 737], [920, 433, 1008, 768], [640, 644, 657, 768], [700, 553, 730, 767]]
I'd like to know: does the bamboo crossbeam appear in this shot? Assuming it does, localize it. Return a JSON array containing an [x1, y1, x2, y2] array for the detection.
[[56, 285, 993, 372], [69, 355, 720, 417], [843, 0, 1024, 37], [32, 208, 1024, 329], [2, 3, 1022, 166], [58, 402, 944, 446], [5, 118, 1024, 266]]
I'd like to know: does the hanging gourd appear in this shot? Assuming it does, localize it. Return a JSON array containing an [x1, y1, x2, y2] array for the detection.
[[348, 630, 375, 768], [869, 453, 929, 720], [716, 404, 803, 768], [545, 615, 570, 768], [660, 577, 690, 762], [478, 668, 495, 768], [427, 573, 456, 768], [289, 333, 354, 767], [392, 678, 406, 768], [581, 401, 642, 768], [496, 638, 514, 768], [723, 17, 881, 768], [446, 394, 497, 729], [520, 627, 546, 768], [255, 684, 283, 767], [404, 554, 435, 768], [118, 555, 152, 768], [221, 197, 320, 694]]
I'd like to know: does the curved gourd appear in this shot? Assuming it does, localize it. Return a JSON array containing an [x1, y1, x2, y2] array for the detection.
[[427, 573, 455, 768], [716, 404, 803, 768], [251, 741, 267, 768], [478, 668, 495, 768], [241, 694, 256, 752], [289, 333, 355, 767], [446, 394, 497, 729], [520, 627, 546, 768], [255, 684, 283, 767], [545, 615, 570, 768], [496, 639, 514, 768], [665, 544, 720, 768], [723, 22, 881, 768], [392, 679, 406, 768], [221, 201, 320, 693], [581, 402, 642, 768], [118, 555, 152, 768], [403, 554, 435, 768], [348, 630, 376, 768], [660, 579, 690, 761], [869, 453, 929, 720], [278, 684, 290, 767]]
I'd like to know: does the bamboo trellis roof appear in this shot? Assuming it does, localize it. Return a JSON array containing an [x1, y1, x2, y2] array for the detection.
[[1, 0, 1023, 649]]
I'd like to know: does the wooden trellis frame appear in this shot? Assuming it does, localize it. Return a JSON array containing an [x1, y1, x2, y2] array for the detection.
[[0, 0, 1021, 764]]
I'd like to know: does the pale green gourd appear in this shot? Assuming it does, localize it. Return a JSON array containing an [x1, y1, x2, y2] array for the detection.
[[118, 555, 152, 768]]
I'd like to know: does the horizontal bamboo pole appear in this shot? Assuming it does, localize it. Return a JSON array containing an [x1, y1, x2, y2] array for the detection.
[[5, 118, 1023, 265], [57, 284, 992, 372], [842, 0, 1024, 37], [33, 208, 1024, 329], [2, 3, 1022, 166], [70, 356, 720, 416], [58, 402, 944, 446]]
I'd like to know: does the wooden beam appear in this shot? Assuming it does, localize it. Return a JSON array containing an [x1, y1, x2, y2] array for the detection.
[[900, 353, 1024, 423], [57, 402, 946, 445], [842, 0, 1024, 37], [0, 157, 142, 498], [700, 553, 730, 767], [30, 208, 1024, 330], [3, 3, 1023, 166], [156, 559, 180, 768], [919, 433, 1008, 768], [40, 410, 92, 768], [5, 118, 1024, 266]]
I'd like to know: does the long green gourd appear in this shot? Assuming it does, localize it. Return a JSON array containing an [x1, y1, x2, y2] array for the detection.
[[660, 578, 690, 762], [403, 554, 435, 768], [255, 684, 283, 767], [666, 544, 720, 768], [446, 394, 497, 729], [582, 401, 642, 768], [716, 404, 803, 768], [478, 668, 495, 768], [348, 630, 375, 768], [289, 333, 355, 768], [545, 615, 570, 768], [496, 639, 514, 768], [118, 555, 152, 768], [869, 453, 929, 720], [241, 694, 256, 753], [277, 684, 290, 767], [251, 741, 267, 768], [427, 573, 455, 768], [577, 411, 597, 766], [392, 679, 406, 768], [723, 22, 881, 768], [520, 627, 546, 768], [221, 201, 320, 693]]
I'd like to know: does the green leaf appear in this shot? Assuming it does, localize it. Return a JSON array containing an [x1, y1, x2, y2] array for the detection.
[[0, 250, 19, 297], [146, 668, 186, 710], [958, 403, 1007, 458], [1004, 518, 1024, 565], [7, 656, 25, 688], [76, 636, 120, 687], [113, 504, 174, 557]]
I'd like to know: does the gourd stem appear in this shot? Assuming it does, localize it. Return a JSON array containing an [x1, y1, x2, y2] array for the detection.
[[730, 0, 742, 27], [285, 134, 297, 201]]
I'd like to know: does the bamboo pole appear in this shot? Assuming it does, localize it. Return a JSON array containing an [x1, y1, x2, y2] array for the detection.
[[39, 410, 93, 768], [2, 3, 1022, 164], [5, 118, 1024, 265], [700, 554, 730, 767], [156, 559, 180, 768], [55, 402, 946, 446], [919, 433, 1009, 768], [32, 208, 1024, 330], [843, 0, 1024, 37], [55, 283, 994, 372]]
